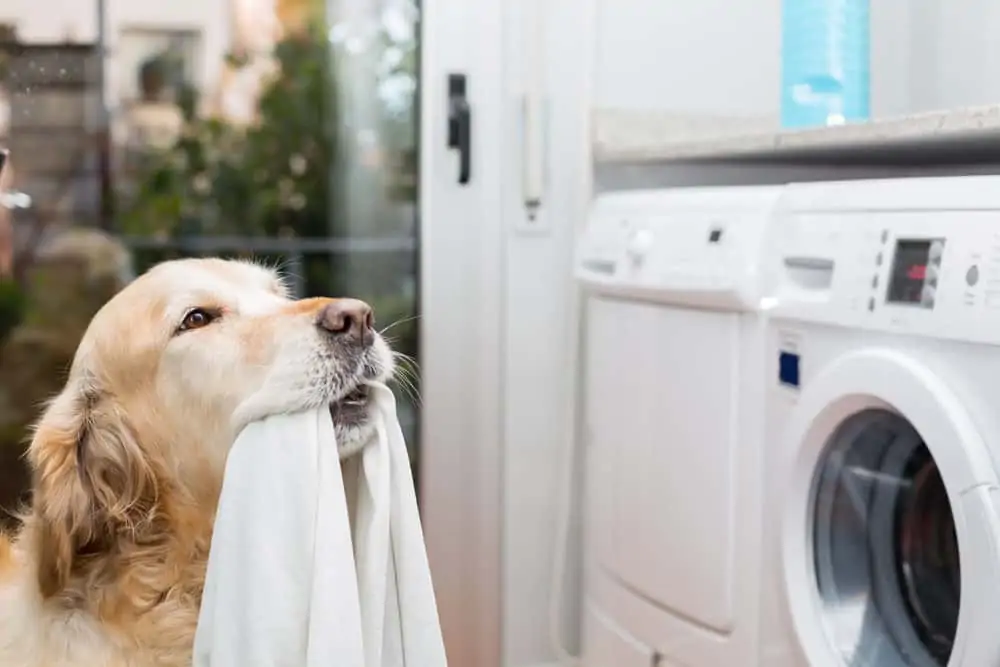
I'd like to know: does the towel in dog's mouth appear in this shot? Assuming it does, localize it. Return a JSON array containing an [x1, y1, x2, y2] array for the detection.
[[329, 384, 371, 427]]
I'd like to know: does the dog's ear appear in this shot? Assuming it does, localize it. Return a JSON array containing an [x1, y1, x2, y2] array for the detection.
[[27, 375, 159, 598]]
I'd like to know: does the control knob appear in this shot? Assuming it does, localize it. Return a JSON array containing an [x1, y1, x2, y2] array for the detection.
[[626, 229, 654, 265]]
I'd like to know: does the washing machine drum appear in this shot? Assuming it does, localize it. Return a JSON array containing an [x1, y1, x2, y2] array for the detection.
[[811, 409, 959, 667]]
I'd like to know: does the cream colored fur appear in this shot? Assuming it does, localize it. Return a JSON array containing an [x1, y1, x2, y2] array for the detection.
[[0, 258, 394, 667]]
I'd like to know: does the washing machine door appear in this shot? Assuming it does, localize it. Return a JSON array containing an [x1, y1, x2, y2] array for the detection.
[[782, 348, 1000, 667]]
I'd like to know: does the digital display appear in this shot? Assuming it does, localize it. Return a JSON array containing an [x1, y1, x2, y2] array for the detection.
[[886, 239, 940, 305]]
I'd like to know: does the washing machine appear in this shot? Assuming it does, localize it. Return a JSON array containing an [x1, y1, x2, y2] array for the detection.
[[758, 175, 1000, 667], [576, 185, 783, 667]]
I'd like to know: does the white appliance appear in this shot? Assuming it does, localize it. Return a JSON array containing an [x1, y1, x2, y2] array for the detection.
[[758, 176, 1000, 667], [576, 186, 783, 667]]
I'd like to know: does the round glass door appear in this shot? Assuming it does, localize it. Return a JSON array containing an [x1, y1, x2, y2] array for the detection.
[[812, 408, 960, 667]]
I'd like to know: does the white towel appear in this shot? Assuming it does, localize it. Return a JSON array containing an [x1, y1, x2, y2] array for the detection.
[[192, 383, 448, 667]]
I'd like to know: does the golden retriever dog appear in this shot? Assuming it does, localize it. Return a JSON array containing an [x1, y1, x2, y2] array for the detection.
[[0, 258, 396, 666]]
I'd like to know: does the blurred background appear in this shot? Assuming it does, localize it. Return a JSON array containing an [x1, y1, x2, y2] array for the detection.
[[11, 1, 997, 666], [0, 0, 420, 520]]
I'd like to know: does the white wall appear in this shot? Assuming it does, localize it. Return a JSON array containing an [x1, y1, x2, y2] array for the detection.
[[593, 0, 781, 122], [0, 0, 231, 114], [593, 0, 1000, 123], [499, 0, 595, 664], [877, 0, 1000, 115]]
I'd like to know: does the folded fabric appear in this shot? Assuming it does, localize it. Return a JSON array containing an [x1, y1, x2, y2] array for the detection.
[[192, 383, 447, 667]]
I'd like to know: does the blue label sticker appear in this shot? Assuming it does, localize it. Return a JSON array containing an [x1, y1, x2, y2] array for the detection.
[[779, 351, 800, 388]]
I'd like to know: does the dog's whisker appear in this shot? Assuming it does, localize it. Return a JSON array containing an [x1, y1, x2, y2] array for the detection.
[[390, 355, 422, 406], [379, 314, 420, 336], [391, 377, 420, 407]]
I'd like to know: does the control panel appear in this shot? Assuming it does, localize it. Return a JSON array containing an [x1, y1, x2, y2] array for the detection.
[[767, 208, 1000, 344], [576, 187, 784, 312]]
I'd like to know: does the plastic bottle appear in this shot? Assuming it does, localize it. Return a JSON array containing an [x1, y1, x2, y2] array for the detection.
[[781, 0, 870, 128]]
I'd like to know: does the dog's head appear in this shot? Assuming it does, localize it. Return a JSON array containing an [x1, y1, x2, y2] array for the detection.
[[25, 258, 395, 599]]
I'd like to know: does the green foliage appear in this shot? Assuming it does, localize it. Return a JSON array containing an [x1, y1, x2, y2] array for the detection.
[[0, 232, 131, 526], [119, 10, 420, 354], [121, 19, 334, 239], [0, 279, 24, 344]]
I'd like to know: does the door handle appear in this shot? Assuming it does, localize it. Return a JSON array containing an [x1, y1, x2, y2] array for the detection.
[[447, 73, 472, 185]]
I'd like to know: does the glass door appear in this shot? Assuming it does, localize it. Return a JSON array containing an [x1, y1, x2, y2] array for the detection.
[[779, 350, 1000, 667], [0, 0, 426, 514], [325, 0, 421, 469]]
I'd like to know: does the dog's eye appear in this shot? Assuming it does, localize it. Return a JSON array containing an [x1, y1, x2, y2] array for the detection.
[[178, 308, 217, 333]]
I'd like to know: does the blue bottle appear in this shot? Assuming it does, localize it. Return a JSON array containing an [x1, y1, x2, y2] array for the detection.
[[781, 0, 870, 128]]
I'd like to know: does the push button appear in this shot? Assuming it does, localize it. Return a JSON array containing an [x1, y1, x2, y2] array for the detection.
[[966, 264, 980, 287], [921, 284, 937, 308]]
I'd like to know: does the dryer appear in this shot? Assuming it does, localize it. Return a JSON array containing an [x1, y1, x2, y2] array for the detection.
[[576, 186, 783, 667], [758, 176, 1000, 667]]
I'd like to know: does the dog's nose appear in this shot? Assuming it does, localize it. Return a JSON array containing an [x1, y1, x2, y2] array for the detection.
[[316, 299, 374, 346]]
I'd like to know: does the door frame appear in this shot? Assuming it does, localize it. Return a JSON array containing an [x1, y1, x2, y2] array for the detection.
[[418, 0, 505, 665], [420, 0, 598, 663]]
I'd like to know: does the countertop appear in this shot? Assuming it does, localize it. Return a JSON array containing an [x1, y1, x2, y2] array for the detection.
[[593, 105, 1000, 165]]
